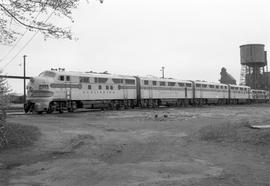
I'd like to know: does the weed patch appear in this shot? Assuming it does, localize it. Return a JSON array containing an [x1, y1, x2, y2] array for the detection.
[[198, 123, 238, 142], [198, 122, 270, 145], [0, 122, 40, 150]]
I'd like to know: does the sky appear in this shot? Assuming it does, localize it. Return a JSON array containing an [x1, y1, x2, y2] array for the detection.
[[0, 0, 270, 94]]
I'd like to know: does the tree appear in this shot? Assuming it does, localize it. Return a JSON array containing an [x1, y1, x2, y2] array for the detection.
[[0, 0, 102, 148], [0, 75, 10, 148], [0, 0, 103, 45]]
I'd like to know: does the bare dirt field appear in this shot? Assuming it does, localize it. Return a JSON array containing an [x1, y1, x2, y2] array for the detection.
[[0, 105, 270, 186]]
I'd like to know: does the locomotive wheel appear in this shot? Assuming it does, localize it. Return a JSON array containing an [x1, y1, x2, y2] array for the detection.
[[67, 108, 74, 112], [47, 108, 53, 114], [67, 101, 75, 112], [67, 104, 74, 112], [24, 103, 30, 113], [116, 104, 121, 110], [108, 103, 114, 110], [46, 103, 54, 114]]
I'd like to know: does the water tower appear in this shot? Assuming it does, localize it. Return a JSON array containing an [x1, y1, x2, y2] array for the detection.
[[240, 44, 267, 89]]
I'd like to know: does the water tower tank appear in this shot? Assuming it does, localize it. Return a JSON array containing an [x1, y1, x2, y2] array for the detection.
[[240, 44, 266, 67]]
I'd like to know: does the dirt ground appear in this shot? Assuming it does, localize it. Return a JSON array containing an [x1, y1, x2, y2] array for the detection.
[[0, 105, 270, 186]]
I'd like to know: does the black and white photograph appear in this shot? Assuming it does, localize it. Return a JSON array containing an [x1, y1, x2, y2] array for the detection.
[[0, 0, 269, 185]]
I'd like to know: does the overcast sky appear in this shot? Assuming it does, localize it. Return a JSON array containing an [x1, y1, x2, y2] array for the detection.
[[1, 0, 269, 94]]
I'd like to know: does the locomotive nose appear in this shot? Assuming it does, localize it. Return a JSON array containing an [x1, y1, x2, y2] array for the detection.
[[26, 76, 54, 113], [27, 77, 51, 90], [26, 76, 54, 99]]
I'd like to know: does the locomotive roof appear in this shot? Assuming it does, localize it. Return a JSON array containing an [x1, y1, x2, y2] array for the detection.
[[194, 81, 227, 85], [41, 70, 136, 79], [229, 84, 250, 88], [39, 70, 251, 89], [139, 76, 192, 83]]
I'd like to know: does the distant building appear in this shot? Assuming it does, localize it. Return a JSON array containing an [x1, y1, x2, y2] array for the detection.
[[219, 67, 236, 85]]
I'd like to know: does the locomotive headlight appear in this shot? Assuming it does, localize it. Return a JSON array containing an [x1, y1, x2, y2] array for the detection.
[[39, 84, 49, 90]]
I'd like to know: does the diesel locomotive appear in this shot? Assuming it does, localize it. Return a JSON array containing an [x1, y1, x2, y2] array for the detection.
[[24, 70, 269, 114]]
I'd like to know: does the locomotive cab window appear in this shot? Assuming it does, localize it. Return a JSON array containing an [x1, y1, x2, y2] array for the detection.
[[59, 76, 64, 81], [97, 78, 108, 83], [125, 79, 135, 85], [178, 83, 185, 87], [112, 79, 123, 84], [186, 83, 192, 87], [168, 82, 176, 86], [80, 77, 90, 83], [160, 81, 166, 86]]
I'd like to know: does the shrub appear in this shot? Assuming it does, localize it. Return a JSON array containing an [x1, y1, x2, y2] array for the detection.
[[0, 122, 40, 150]]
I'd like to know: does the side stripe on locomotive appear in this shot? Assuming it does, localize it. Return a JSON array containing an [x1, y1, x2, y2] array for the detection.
[[50, 83, 82, 89]]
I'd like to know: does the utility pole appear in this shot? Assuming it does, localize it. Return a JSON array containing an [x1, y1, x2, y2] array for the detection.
[[161, 66, 165, 78], [23, 55, 27, 103]]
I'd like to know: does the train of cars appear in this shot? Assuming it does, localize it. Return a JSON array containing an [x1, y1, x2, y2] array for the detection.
[[24, 70, 269, 113]]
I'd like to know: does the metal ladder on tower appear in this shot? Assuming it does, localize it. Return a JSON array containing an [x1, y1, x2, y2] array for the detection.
[[240, 65, 247, 86]]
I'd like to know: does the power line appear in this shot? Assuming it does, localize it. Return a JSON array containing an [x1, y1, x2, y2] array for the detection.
[[1, 11, 54, 70], [2, 31, 39, 69], [0, 29, 28, 62], [0, 12, 42, 63]]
